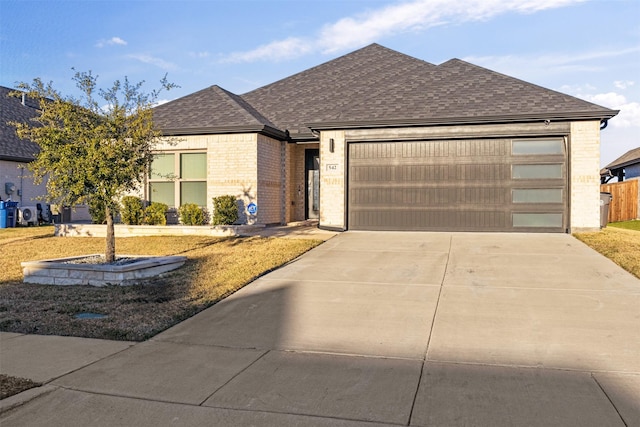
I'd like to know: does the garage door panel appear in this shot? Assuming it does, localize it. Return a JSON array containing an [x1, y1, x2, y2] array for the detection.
[[350, 209, 509, 231], [348, 139, 567, 232], [351, 186, 508, 206]]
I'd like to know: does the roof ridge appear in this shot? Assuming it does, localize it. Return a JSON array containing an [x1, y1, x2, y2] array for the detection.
[[210, 86, 278, 128], [242, 43, 435, 97]]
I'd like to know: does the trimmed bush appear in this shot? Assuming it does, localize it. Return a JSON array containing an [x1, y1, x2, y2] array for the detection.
[[212, 195, 238, 225], [179, 203, 207, 226], [121, 196, 144, 225], [144, 202, 168, 225], [89, 198, 106, 224]]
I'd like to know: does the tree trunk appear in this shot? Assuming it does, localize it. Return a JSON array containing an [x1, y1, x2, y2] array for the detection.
[[105, 206, 116, 263]]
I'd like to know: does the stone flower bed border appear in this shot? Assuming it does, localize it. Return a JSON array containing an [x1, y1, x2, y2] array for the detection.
[[54, 223, 264, 238], [22, 254, 187, 286]]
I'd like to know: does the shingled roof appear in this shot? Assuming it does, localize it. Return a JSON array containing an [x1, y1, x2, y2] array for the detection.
[[604, 147, 640, 171], [154, 44, 618, 140], [153, 85, 286, 138], [0, 86, 41, 162]]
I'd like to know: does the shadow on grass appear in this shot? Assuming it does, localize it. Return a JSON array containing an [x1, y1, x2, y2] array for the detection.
[[0, 237, 321, 342]]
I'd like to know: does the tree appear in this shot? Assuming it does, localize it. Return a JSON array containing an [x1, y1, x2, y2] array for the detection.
[[11, 71, 177, 262]]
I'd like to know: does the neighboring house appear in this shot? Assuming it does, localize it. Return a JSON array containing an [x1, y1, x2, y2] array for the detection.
[[0, 86, 91, 223], [0, 86, 46, 205], [601, 147, 640, 183], [152, 44, 618, 233]]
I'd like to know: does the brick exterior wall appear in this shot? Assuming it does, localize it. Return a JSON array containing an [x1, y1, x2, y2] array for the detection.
[[319, 131, 346, 229], [569, 120, 602, 231], [256, 134, 283, 225], [150, 120, 603, 232], [154, 133, 287, 225]]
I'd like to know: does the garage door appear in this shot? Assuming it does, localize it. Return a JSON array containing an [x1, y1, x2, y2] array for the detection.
[[348, 138, 567, 232]]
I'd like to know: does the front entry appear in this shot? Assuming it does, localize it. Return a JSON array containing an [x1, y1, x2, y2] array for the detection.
[[305, 149, 320, 219]]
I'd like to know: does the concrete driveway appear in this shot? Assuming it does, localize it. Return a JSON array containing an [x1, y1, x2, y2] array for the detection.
[[1, 232, 639, 426]]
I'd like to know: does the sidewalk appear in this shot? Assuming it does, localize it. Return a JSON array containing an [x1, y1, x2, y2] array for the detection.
[[1, 231, 639, 426]]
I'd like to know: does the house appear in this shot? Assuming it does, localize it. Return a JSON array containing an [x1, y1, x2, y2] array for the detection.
[[0, 86, 91, 223], [152, 44, 618, 233], [601, 147, 640, 183], [0, 86, 44, 205]]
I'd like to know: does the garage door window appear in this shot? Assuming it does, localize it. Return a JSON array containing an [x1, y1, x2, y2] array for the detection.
[[513, 213, 563, 228], [513, 139, 564, 155], [512, 189, 563, 203], [512, 164, 562, 179]]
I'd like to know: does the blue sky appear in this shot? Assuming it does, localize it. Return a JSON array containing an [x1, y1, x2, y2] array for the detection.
[[1, 0, 638, 166]]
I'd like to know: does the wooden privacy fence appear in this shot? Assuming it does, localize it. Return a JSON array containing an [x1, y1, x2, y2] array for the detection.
[[600, 179, 639, 222]]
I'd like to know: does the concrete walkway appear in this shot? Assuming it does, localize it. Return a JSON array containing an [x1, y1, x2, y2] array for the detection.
[[1, 232, 639, 426]]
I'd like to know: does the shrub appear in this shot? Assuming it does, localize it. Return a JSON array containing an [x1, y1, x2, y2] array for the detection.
[[144, 202, 168, 225], [121, 196, 144, 225], [212, 195, 238, 225], [89, 198, 106, 224], [178, 203, 207, 226]]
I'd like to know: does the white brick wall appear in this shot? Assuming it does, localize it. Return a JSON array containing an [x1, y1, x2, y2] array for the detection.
[[569, 120, 602, 231], [319, 131, 346, 229], [155, 133, 287, 225], [257, 134, 284, 225]]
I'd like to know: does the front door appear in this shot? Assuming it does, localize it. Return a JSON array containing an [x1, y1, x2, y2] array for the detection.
[[305, 149, 320, 219]]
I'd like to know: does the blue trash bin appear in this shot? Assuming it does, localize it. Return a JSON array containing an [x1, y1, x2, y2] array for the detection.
[[0, 201, 6, 228]]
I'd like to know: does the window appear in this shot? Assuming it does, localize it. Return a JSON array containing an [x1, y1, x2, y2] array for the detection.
[[513, 139, 564, 155], [512, 189, 563, 203], [513, 213, 563, 228], [512, 164, 563, 179], [148, 152, 207, 207]]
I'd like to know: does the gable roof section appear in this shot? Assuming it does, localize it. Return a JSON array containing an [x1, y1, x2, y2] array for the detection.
[[153, 85, 286, 138], [154, 44, 618, 140], [241, 44, 437, 138], [310, 57, 617, 129], [604, 147, 640, 171], [0, 86, 41, 162]]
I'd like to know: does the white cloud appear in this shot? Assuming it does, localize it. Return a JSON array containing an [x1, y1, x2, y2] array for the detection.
[[127, 54, 178, 71], [221, 0, 586, 62], [189, 51, 210, 58], [464, 47, 640, 80], [614, 80, 635, 90], [577, 92, 640, 129], [221, 37, 312, 63], [96, 36, 128, 48]]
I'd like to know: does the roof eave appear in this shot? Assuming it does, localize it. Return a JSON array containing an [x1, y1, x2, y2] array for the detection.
[[307, 110, 620, 131], [605, 159, 640, 170], [0, 155, 35, 163], [159, 124, 288, 140]]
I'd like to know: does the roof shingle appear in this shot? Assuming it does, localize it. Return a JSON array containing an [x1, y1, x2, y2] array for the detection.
[[0, 86, 41, 162], [154, 44, 618, 140]]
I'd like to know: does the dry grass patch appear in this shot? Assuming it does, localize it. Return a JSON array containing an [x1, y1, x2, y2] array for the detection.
[[0, 230, 321, 341], [0, 375, 41, 400], [574, 227, 640, 279]]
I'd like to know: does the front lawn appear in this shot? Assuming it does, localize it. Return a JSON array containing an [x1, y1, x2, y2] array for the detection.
[[0, 228, 321, 341], [608, 219, 640, 232], [574, 226, 640, 279]]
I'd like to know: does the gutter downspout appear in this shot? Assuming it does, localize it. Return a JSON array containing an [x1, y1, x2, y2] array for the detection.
[[600, 119, 608, 130]]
